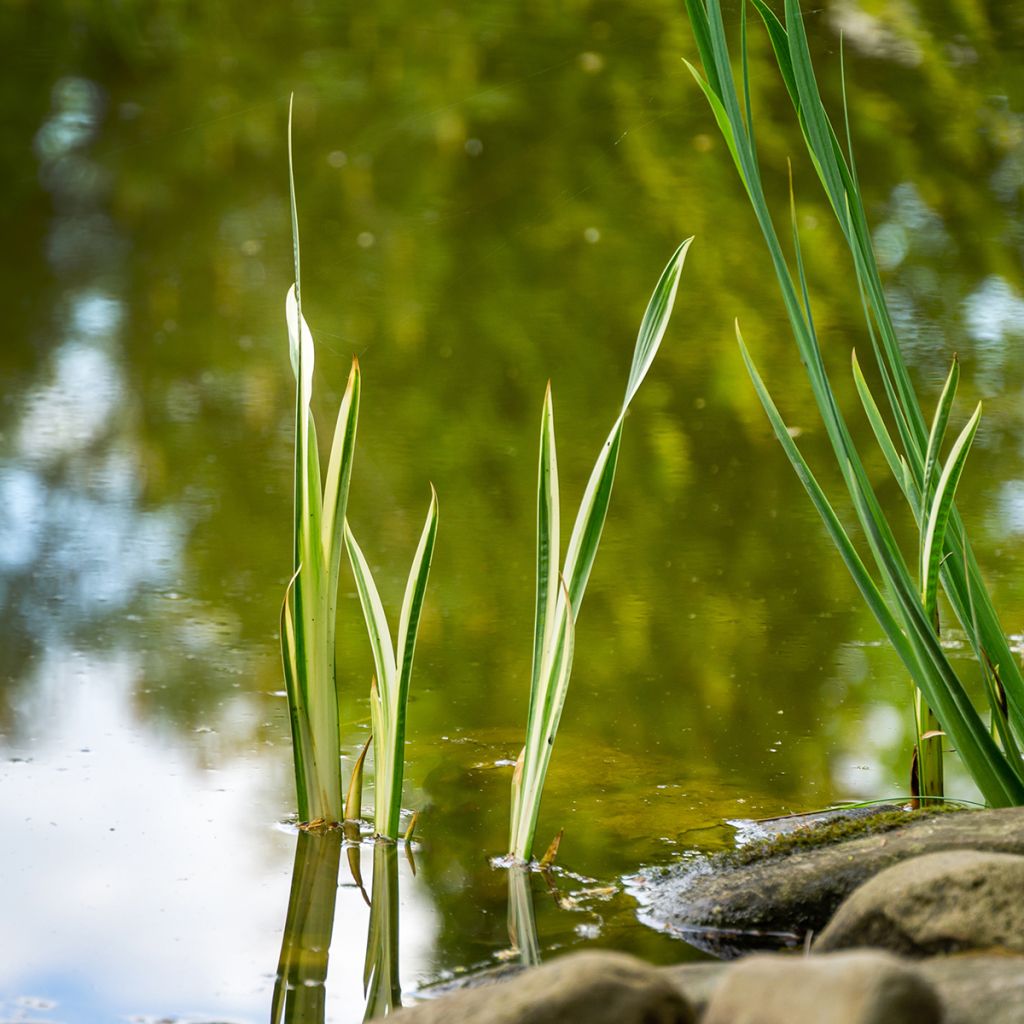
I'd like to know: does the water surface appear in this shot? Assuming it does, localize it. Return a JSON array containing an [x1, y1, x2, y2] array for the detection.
[[3, 2, 1024, 1020]]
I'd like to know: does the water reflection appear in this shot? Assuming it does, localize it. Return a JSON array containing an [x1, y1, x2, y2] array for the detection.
[[4, 1, 1024, 1017], [272, 831, 344, 1024], [272, 836, 409, 1023], [507, 864, 541, 968], [363, 844, 403, 1019]]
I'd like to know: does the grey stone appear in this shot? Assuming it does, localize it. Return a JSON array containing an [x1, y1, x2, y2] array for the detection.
[[631, 807, 1024, 951], [816, 849, 1024, 956], [918, 953, 1024, 1024], [393, 950, 693, 1023], [701, 951, 941, 1024], [659, 961, 728, 1016]]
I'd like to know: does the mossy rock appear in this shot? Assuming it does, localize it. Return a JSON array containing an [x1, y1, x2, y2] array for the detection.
[[630, 806, 1024, 958]]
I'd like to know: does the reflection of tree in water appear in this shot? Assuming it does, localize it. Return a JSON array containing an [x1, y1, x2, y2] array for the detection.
[[0, 74, 187, 732], [2, 0, 1023, 923]]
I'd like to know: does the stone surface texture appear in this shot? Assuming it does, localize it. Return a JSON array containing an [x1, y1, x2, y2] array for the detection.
[[701, 951, 941, 1024], [816, 849, 1024, 956], [392, 950, 693, 1023], [659, 961, 728, 1017], [917, 953, 1024, 1024]]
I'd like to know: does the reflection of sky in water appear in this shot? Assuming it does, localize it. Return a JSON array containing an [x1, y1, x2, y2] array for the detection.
[[0, 650, 437, 1023], [963, 275, 1024, 393], [998, 480, 1024, 535], [0, 294, 183, 632], [1, 76, 184, 645]]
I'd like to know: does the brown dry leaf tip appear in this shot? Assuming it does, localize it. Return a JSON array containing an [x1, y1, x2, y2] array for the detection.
[[404, 811, 420, 842], [512, 747, 525, 787], [539, 829, 564, 869], [920, 729, 946, 741]]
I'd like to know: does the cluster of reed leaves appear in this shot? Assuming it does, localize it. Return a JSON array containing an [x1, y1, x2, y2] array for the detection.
[[685, 0, 1024, 805], [508, 238, 692, 861], [281, 101, 438, 837]]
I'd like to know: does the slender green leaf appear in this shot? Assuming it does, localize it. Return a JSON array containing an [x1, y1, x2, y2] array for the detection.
[[852, 350, 908, 499], [624, 238, 692, 410], [921, 404, 981, 625], [922, 357, 960, 522], [386, 488, 440, 838], [530, 385, 560, 706], [344, 524, 398, 715]]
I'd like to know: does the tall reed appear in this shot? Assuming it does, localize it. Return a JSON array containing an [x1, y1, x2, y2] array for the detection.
[[508, 238, 692, 861], [280, 100, 360, 824], [685, 0, 1024, 805]]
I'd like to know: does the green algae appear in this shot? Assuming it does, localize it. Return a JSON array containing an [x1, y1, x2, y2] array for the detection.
[[726, 805, 965, 867]]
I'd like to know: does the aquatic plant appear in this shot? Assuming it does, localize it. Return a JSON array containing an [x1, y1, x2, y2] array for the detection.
[[508, 239, 692, 861], [345, 491, 438, 840], [684, 0, 1024, 805], [281, 100, 437, 836], [280, 100, 361, 825]]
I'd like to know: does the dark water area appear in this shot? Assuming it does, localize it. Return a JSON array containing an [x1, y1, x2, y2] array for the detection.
[[2, 1, 1024, 1020]]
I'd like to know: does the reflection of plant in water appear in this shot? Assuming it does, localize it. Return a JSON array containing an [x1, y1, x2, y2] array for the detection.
[[363, 843, 403, 1020], [271, 830, 343, 1024], [506, 864, 540, 968]]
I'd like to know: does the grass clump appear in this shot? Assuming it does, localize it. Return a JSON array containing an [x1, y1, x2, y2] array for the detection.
[[684, 0, 1024, 808], [508, 238, 693, 862], [280, 100, 437, 836], [280, 99, 360, 825]]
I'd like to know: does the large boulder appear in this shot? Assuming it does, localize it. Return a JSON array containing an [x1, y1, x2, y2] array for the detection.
[[630, 807, 1024, 950], [816, 850, 1024, 956], [392, 950, 693, 1023], [917, 953, 1024, 1024], [700, 951, 941, 1024]]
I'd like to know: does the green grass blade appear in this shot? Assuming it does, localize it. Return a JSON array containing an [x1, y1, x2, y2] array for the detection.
[[921, 404, 981, 624], [385, 487, 440, 839], [922, 358, 960, 522], [344, 524, 398, 716], [852, 350, 910, 502], [783, 0, 848, 228], [322, 359, 361, 678], [530, 385, 560, 708], [512, 579, 576, 861], [750, 0, 797, 102], [624, 238, 692, 410], [281, 573, 315, 821], [683, 0, 723, 97], [845, 464, 1024, 806], [562, 418, 624, 617], [683, 62, 746, 190]]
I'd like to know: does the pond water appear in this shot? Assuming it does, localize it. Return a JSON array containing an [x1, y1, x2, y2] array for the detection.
[[3, 2, 1024, 1021]]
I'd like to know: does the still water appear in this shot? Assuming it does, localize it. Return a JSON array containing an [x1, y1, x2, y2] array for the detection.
[[2, 1, 1024, 1020]]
